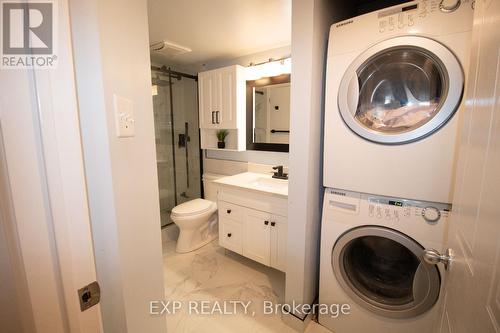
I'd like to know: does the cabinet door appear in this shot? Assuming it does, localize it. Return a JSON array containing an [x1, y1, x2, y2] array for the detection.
[[212, 70, 223, 127], [243, 208, 271, 266], [219, 66, 237, 128], [198, 72, 217, 128], [219, 217, 243, 254], [270, 215, 287, 272]]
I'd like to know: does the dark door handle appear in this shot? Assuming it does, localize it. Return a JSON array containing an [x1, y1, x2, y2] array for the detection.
[[227, 209, 231, 214], [271, 222, 276, 227], [227, 233, 232, 238]]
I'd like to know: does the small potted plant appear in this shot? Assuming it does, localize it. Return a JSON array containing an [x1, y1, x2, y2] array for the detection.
[[216, 129, 229, 149]]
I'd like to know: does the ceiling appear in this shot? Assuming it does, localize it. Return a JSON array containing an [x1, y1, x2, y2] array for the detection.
[[147, 0, 291, 67]]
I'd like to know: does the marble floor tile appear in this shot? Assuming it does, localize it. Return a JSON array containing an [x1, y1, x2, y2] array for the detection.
[[161, 224, 325, 333]]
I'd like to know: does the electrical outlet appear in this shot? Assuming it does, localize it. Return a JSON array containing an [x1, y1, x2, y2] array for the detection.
[[113, 94, 135, 137]]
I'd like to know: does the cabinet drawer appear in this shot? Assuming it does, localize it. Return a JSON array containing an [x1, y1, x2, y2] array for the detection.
[[218, 201, 244, 221], [219, 217, 243, 254]]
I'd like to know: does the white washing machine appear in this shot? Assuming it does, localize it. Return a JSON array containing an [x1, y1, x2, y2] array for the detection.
[[319, 188, 451, 333], [323, 0, 473, 203]]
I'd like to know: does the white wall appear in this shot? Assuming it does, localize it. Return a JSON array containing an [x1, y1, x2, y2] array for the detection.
[[205, 149, 289, 165], [69, 0, 166, 332], [286, 0, 353, 320]]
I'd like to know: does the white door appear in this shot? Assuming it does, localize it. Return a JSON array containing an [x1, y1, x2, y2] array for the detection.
[[243, 208, 271, 266], [439, 1, 500, 332], [270, 215, 287, 272], [0, 0, 102, 331]]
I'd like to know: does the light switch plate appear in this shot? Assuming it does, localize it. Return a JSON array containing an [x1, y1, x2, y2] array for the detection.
[[113, 94, 135, 137]]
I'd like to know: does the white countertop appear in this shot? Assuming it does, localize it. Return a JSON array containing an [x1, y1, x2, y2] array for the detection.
[[213, 172, 288, 197]]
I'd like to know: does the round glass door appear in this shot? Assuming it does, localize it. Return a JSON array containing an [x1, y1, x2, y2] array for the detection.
[[338, 36, 464, 144], [331, 226, 441, 319]]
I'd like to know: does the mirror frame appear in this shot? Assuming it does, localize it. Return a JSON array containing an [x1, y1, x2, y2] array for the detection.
[[246, 74, 291, 152]]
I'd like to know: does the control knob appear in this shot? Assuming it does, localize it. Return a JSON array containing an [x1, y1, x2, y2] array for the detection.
[[439, 0, 461, 13], [422, 206, 441, 223]]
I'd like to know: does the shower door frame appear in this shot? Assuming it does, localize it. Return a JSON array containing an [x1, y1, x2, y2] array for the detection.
[[151, 66, 204, 227]]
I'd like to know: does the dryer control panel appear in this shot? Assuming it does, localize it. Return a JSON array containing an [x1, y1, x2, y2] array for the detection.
[[377, 0, 475, 34], [328, 0, 474, 56]]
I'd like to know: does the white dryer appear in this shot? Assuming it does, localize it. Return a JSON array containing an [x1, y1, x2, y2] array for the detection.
[[323, 0, 473, 203], [319, 188, 451, 333]]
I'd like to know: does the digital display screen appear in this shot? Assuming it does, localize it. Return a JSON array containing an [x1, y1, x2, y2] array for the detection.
[[389, 200, 403, 207], [402, 4, 418, 12]]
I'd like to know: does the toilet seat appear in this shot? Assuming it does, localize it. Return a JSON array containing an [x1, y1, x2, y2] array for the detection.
[[171, 198, 216, 218]]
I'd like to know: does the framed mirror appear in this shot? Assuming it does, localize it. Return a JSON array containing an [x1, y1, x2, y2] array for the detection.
[[246, 74, 290, 152]]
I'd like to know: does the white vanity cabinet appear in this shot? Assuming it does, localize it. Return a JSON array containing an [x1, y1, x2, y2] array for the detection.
[[198, 65, 246, 150], [217, 185, 287, 272]]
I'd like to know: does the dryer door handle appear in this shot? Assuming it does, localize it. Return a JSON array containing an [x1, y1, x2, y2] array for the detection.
[[346, 74, 360, 116]]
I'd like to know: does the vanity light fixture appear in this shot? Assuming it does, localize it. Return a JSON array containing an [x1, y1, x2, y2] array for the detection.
[[245, 57, 291, 80]]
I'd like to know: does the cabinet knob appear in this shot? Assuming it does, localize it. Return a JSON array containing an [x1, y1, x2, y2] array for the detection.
[[227, 209, 231, 214], [227, 233, 232, 238], [271, 222, 276, 227], [264, 220, 269, 225]]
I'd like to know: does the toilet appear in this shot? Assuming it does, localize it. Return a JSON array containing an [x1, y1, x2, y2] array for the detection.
[[170, 173, 223, 253]]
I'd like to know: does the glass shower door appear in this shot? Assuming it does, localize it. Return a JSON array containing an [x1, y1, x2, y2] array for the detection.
[[152, 68, 201, 227]]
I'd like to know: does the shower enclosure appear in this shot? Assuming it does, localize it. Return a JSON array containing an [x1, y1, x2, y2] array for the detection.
[[152, 67, 202, 227]]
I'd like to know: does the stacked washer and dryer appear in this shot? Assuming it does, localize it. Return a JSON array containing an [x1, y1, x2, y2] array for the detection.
[[319, 1, 473, 332]]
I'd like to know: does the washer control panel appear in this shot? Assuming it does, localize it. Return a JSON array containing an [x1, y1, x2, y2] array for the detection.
[[367, 196, 450, 223], [324, 188, 451, 224]]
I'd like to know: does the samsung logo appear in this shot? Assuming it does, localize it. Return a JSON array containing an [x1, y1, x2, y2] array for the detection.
[[331, 190, 346, 196], [335, 20, 353, 28]]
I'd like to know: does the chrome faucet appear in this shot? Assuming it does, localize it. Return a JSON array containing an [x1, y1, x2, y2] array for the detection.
[[272, 165, 288, 180]]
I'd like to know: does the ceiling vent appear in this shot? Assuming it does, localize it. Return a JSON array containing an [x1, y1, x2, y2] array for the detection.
[[149, 40, 192, 57]]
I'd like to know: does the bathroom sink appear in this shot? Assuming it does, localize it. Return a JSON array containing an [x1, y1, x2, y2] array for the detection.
[[250, 177, 288, 192], [214, 172, 288, 197]]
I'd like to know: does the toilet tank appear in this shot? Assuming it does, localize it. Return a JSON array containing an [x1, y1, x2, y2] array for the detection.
[[202, 173, 225, 202]]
